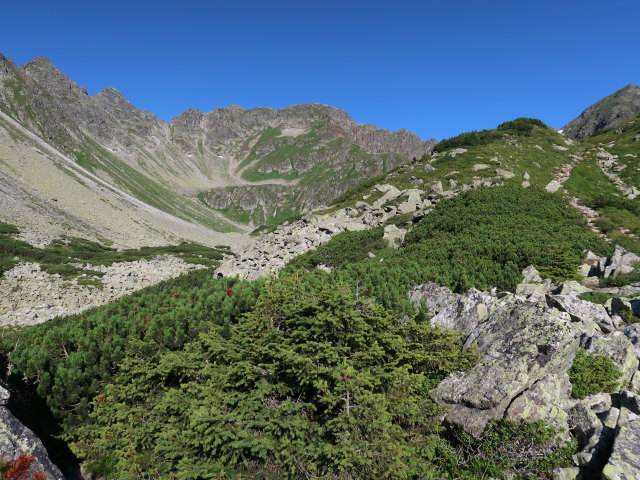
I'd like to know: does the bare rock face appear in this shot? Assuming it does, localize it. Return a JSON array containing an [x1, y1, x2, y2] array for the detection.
[[563, 84, 640, 140], [0, 386, 64, 479]]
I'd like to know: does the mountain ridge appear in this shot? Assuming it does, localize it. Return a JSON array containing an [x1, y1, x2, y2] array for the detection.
[[0, 54, 434, 242]]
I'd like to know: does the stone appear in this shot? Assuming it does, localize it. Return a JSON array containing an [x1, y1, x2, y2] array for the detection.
[[496, 168, 515, 179], [602, 391, 640, 480], [623, 324, 640, 359], [548, 294, 614, 334], [449, 148, 467, 157], [568, 402, 602, 451], [382, 225, 406, 249], [472, 163, 490, 171], [431, 295, 578, 436], [558, 281, 591, 296], [0, 395, 65, 479], [505, 373, 572, 433], [553, 467, 580, 480], [552, 144, 570, 151], [604, 246, 640, 278], [545, 180, 563, 193], [0, 387, 9, 407], [408, 283, 495, 334], [516, 266, 553, 296]]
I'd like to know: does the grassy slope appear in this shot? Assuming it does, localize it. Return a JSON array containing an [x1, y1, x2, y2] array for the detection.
[[327, 122, 573, 212], [205, 124, 409, 226], [564, 116, 640, 254]]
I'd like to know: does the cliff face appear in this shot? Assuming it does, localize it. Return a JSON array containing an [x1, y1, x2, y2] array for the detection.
[[563, 84, 640, 140], [0, 54, 434, 235]]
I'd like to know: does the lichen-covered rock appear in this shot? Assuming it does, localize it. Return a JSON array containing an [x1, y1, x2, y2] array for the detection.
[[430, 295, 578, 435], [408, 282, 495, 334], [516, 265, 553, 296], [504, 373, 572, 433], [582, 333, 639, 386], [602, 391, 640, 480], [382, 224, 406, 249], [623, 324, 640, 360], [548, 294, 613, 334], [558, 281, 591, 296], [0, 387, 64, 479]]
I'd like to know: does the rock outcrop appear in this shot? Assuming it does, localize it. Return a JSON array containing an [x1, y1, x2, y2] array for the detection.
[[0, 386, 64, 479], [409, 272, 640, 479]]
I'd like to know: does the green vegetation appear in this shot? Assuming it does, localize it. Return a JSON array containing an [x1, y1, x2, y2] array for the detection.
[[438, 419, 575, 480], [0, 222, 226, 278], [1, 273, 483, 479], [433, 118, 548, 153], [324, 120, 572, 215], [600, 268, 640, 288], [579, 291, 618, 305], [0, 185, 595, 478], [568, 349, 623, 399], [287, 227, 386, 270], [291, 186, 609, 300]]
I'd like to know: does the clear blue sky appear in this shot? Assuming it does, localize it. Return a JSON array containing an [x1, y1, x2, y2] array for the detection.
[[1, 1, 638, 140]]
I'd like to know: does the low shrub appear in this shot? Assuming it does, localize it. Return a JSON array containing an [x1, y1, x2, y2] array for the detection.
[[439, 419, 575, 480], [569, 349, 622, 398], [286, 226, 387, 270]]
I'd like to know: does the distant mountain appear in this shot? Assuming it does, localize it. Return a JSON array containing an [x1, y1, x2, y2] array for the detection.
[[563, 83, 640, 139], [0, 54, 434, 245]]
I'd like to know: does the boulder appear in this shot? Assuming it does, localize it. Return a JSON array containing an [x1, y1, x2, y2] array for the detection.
[[382, 225, 406, 249], [604, 246, 640, 278], [623, 324, 640, 359], [558, 281, 591, 296], [545, 180, 563, 193], [496, 168, 515, 179], [505, 373, 572, 433], [408, 283, 495, 334], [602, 391, 640, 480], [0, 387, 64, 479], [548, 294, 613, 334], [516, 266, 553, 296], [430, 296, 578, 435]]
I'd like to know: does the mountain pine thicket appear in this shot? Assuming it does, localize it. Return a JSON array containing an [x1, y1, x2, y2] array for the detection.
[[0, 184, 604, 479]]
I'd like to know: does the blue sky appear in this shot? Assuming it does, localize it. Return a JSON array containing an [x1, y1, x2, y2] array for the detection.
[[1, 1, 638, 140]]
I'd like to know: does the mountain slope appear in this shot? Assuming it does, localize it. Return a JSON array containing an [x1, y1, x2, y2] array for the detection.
[[563, 83, 640, 139], [0, 54, 434, 237]]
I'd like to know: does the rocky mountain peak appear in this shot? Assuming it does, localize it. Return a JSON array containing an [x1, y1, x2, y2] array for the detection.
[[19, 56, 81, 97], [563, 83, 640, 139]]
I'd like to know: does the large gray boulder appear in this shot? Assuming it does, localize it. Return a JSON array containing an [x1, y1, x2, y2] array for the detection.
[[548, 294, 615, 334], [430, 294, 578, 435], [0, 387, 64, 479], [602, 391, 640, 480], [408, 282, 496, 334], [604, 246, 640, 278]]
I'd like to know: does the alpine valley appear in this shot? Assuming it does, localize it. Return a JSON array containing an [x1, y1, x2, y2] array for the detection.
[[1, 54, 640, 480]]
